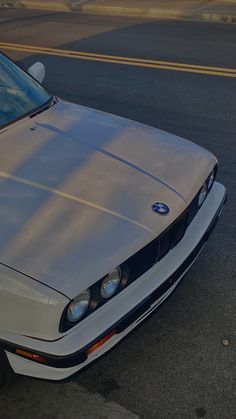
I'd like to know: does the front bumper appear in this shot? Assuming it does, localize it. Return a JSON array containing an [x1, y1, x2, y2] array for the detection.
[[4, 182, 227, 381]]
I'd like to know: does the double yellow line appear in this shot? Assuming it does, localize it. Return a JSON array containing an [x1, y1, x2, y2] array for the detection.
[[1, 41, 236, 78]]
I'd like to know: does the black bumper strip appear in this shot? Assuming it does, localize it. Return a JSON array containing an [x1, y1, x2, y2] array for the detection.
[[1, 189, 227, 369]]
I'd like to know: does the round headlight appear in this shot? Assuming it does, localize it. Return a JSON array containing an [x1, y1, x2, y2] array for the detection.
[[101, 267, 121, 299], [207, 170, 215, 190], [67, 290, 90, 323], [198, 182, 208, 207]]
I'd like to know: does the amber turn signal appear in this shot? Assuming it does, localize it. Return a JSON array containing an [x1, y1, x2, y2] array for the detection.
[[86, 330, 116, 356], [16, 348, 46, 364]]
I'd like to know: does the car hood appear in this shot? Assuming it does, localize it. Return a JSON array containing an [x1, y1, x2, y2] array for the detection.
[[0, 100, 216, 298]]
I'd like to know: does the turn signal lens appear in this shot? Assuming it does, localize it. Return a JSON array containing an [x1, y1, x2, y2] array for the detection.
[[16, 348, 46, 363], [86, 330, 116, 356]]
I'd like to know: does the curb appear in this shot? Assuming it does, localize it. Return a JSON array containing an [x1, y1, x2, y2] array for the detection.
[[0, 1, 71, 10], [0, 1, 236, 24], [75, 4, 189, 19], [0, 1, 21, 7], [21, 1, 71, 10], [197, 10, 236, 22]]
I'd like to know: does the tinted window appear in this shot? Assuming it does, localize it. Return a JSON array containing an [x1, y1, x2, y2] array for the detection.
[[0, 53, 51, 128]]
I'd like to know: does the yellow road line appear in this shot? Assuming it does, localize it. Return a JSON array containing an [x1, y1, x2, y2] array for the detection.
[[0, 41, 236, 78], [2, 41, 236, 74]]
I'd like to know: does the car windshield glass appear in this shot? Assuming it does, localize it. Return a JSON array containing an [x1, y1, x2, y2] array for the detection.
[[0, 53, 51, 129]]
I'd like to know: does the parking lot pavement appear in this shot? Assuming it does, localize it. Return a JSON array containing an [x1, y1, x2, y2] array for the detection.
[[1, 377, 139, 419], [0, 8, 236, 419]]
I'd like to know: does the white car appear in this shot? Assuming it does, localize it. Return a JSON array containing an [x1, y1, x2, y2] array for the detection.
[[0, 53, 226, 386]]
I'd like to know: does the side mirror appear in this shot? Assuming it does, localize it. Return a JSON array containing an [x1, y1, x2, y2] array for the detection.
[[28, 62, 46, 83]]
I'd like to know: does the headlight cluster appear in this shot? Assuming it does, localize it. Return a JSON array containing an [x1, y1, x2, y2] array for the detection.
[[198, 167, 217, 208], [60, 266, 127, 332]]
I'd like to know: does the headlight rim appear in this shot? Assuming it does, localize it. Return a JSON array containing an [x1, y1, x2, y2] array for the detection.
[[198, 165, 217, 208], [198, 181, 208, 208], [207, 168, 216, 191], [100, 266, 122, 300], [66, 289, 91, 324]]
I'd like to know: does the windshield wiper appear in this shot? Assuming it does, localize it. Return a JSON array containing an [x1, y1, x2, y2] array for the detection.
[[29, 96, 57, 119], [0, 95, 57, 131]]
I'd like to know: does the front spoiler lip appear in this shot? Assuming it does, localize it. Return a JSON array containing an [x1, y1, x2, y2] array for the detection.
[[2, 188, 227, 369]]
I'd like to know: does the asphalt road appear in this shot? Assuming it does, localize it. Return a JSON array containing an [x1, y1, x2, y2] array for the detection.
[[0, 8, 236, 419]]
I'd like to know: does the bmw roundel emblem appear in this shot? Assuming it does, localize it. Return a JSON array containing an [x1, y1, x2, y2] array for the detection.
[[152, 202, 170, 215]]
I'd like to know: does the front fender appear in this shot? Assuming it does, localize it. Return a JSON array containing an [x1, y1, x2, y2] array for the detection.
[[0, 264, 69, 341]]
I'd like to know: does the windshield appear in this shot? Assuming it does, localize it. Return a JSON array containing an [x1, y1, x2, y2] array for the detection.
[[0, 53, 51, 129]]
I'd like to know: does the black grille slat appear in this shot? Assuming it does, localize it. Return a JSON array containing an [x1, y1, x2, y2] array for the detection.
[[125, 239, 158, 282], [171, 212, 188, 248], [159, 228, 172, 260], [187, 194, 199, 227], [122, 189, 202, 285]]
